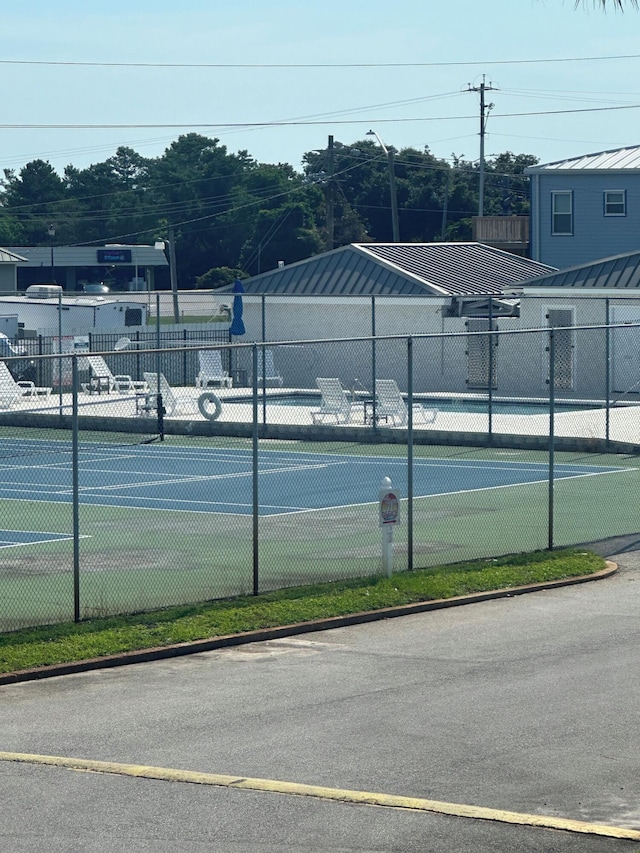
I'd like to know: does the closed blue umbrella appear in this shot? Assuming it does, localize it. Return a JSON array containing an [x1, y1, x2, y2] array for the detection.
[[229, 279, 246, 336]]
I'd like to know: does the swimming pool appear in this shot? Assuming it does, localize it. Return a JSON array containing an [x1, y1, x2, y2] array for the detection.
[[262, 394, 599, 416]]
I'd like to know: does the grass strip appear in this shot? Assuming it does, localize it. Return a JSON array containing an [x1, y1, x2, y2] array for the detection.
[[0, 549, 605, 674]]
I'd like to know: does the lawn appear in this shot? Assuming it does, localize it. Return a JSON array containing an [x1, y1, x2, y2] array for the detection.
[[0, 548, 607, 676]]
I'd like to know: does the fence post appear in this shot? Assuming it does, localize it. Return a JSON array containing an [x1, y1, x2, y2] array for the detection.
[[57, 291, 63, 417], [605, 298, 611, 447], [488, 298, 494, 442], [252, 343, 259, 595], [407, 336, 414, 571], [182, 328, 188, 386], [548, 328, 555, 551], [72, 355, 80, 622], [156, 293, 164, 441], [261, 297, 267, 425], [135, 329, 141, 381], [371, 296, 377, 430]]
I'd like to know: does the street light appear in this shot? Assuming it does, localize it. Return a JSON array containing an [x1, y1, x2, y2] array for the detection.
[[367, 130, 400, 242], [47, 224, 56, 284]]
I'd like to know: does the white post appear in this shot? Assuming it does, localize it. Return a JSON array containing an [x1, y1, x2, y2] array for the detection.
[[382, 524, 394, 578], [379, 476, 400, 578]]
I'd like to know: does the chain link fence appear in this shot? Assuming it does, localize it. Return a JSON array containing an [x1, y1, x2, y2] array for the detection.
[[1, 322, 639, 632]]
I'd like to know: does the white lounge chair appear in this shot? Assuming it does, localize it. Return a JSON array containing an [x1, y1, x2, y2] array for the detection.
[[82, 354, 147, 394], [196, 350, 232, 388], [256, 349, 283, 387], [0, 360, 51, 408], [375, 379, 438, 427], [143, 372, 199, 417], [311, 378, 362, 424]]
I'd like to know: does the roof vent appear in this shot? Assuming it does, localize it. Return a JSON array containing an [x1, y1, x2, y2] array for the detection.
[[26, 284, 63, 299]]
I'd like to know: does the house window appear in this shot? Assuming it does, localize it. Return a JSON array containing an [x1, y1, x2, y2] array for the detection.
[[552, 191, 573, 235], [604, 190, 626, 216]]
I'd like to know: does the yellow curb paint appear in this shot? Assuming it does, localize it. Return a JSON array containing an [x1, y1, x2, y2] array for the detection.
[[1, 752, 639, 841]]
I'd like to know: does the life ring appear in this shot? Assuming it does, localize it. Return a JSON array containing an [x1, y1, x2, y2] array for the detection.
[[198, 391, 223, 421]]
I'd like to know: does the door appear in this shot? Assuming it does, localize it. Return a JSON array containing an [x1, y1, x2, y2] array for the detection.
[[466, 318, 497, 390], [547, 308, 574, 391]]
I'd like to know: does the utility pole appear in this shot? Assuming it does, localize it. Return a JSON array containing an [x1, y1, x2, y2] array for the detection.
[[168, 225, 179, 324], [441, 170, 450, 240], [326, 135, 335, 251], [467, 75, 496, 217]]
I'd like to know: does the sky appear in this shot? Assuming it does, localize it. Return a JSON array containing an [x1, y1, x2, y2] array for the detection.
[[3, 0, 640, 176]]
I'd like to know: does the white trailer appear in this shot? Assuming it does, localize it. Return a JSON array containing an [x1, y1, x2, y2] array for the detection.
[[0, 292, 147, 335]]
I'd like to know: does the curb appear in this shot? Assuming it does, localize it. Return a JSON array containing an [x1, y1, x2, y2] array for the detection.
[[0, 562, 618, 686]]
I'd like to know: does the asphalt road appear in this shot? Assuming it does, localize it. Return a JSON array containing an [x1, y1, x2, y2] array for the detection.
[[0, 535, 639, 852]]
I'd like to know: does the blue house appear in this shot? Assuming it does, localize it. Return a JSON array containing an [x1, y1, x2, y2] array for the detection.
[[525, 146, 640, 269]]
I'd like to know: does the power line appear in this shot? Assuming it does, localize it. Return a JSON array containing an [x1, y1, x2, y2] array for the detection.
[[1, 53, 640, 68], [2, 101, 639, 132]]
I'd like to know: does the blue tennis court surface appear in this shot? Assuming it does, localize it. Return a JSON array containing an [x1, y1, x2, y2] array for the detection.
[[0, 530, 73, 548], [0, 440, 630, 516]]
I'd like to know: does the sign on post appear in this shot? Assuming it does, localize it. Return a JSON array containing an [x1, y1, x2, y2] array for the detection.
[[378, 477, 400, 577]]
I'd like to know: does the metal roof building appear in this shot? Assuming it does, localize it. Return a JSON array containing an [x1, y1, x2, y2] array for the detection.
[[525, 145, 640, 173], [3, 244, 168, 293], [525, 145, 640, 269], [235, 242, 555, 300], [511, 248, 640, 291], [0, 248, 27, 292], [0, 249, 26, 264]]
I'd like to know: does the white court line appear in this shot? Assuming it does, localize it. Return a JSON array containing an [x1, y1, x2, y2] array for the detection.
[[0, 536, 76, 549], [0, 452, 632, 516], [68, 493, 309, 513], [56, 460, 349, 495]]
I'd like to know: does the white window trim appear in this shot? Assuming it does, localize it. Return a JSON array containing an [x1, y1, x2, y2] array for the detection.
[[551, 190, 573, 236], [604, 189, 626, 217]]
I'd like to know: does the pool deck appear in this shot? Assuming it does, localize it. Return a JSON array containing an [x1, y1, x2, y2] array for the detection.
[[3, 386, 640, 449]]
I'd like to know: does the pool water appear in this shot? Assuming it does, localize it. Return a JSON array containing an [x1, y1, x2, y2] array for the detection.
[[264, 395, 596, 416]]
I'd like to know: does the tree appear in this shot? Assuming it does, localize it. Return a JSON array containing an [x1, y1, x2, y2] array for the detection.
[[64, 147, 154, 245], [1, 160, 67, 244], [147, 134, 252, 287], [239, 200, 325, 275], [571, 0, 637, 6], [215, 161, 305, 270], [195, 267, 246, 290], [591, 1, 637, 7]]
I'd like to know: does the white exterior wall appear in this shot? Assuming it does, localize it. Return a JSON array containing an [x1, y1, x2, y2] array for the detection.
[[233, 295, 471, 393], [0, 266, 17, 292], [514, 291, 640, 399], [229, 291, 640, 400], [0, 297, 147, 335]]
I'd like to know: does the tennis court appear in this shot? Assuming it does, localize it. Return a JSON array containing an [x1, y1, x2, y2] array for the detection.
[[0, 437, 629, 520], [1, 432, 638, 631]]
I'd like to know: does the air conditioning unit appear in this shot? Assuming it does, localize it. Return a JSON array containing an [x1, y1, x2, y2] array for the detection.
[[25, 284, 64, 299]]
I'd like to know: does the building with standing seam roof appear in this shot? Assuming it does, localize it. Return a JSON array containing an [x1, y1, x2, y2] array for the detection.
[[526, 146, 640, 269]]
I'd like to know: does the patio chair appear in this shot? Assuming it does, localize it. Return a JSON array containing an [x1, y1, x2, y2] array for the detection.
[[311, 377, 362, 424], [82, 354, 147, 394], [375, 379, 438, 427], [143, 372, 199, 417], [256, 349, 283, 387], [0, 360, 51, 408], [195, 350, 232, 388]]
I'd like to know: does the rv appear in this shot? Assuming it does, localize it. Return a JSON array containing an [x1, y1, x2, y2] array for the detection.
[[0, 289, 147, 336]]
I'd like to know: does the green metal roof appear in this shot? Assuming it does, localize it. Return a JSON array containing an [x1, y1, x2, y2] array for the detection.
[[235, 243, 555, 298]]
